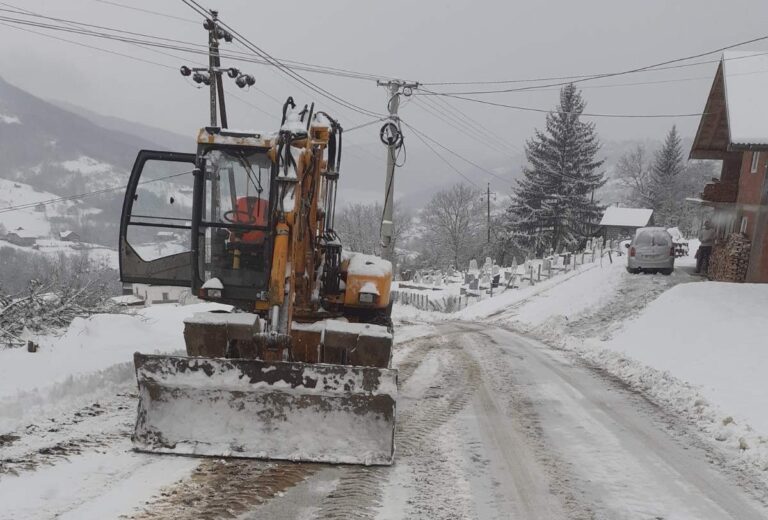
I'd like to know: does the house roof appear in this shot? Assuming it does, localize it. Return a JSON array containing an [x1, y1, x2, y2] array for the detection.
[[599, 207, 653, 227], [691, 52, 768, 158]]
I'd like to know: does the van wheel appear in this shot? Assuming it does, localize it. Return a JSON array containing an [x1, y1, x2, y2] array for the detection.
[[661, 268, 673, 276], [626, 267, 639, 274]]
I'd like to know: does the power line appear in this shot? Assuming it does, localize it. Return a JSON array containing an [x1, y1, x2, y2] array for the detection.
[[0, 6, 390, 83], [345, 117, 390, 133], [422, 91, 705, 119], [426, 94, 521, 153], [411, 97, 515, 158], [179, 0, 384, 119], [405, 126, 479, 188], [92, 0, 198, 24], [0, 171, 193, 215], [421, 35, 768, 92], [416, 95, 520, 155], [0, 20, 177, 70], [0, 11, 278, 123], [401, 121, 511, 183]]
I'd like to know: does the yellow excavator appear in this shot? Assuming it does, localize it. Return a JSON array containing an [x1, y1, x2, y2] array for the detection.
[[118, 100, 396, 465]]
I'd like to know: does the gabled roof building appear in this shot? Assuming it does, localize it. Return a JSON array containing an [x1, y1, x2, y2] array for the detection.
[[690, 51, 768, 282]]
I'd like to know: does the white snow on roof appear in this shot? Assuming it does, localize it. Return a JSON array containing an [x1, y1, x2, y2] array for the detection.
[[599, 207, 653, 227], [722, 51, 768, 146]]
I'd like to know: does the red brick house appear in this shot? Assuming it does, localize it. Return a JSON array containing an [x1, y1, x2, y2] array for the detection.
[[690, 51, 768, 282]]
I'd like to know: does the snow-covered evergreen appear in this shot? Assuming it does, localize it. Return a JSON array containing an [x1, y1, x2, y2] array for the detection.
[[650, 125, 685, 227], [506, 84, 605, 255]]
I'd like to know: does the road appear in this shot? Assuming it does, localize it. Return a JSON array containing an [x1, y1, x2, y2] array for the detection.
[[2, 321, 767, 519]]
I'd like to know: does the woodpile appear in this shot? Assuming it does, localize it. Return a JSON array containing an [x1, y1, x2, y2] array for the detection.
[[708, 233, 751, 282]]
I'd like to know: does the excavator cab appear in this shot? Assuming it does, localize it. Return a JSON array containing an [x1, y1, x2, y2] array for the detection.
[[119, 121, 397, 466], [120, 130, 274, 303]]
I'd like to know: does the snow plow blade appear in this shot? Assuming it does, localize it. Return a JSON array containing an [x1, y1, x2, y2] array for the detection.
[[132, 353, 397, 465]]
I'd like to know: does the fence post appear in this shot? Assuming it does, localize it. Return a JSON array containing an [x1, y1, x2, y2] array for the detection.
[[537, 264, 541, 281], [573, 254, 577, 270]]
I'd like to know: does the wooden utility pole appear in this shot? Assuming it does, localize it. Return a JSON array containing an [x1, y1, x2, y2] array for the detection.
[[481, 183, 495, 243], [377, 80, 419, 264]]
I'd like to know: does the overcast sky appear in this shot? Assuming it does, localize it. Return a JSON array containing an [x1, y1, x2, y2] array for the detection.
[[2, 0, 768, 194]]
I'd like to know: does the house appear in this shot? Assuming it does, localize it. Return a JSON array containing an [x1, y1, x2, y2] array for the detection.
[[59, 230, 80, 242], [131, 283, 197, 306], [2, 231, 37, 247], [599, 207, 654, 240], [689, 51, 768, 282]]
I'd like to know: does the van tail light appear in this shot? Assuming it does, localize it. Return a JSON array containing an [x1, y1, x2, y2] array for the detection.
[[669, 246, 675, 257], [629, 247, 636, 257]]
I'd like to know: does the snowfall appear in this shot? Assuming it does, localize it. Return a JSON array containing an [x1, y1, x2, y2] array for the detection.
[[2, 245, 768, 518]]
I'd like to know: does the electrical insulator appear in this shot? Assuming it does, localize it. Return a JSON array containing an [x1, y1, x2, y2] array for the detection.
[[193, 72, 211, 85], [180, 65, 192, 77], [227, 67, 240, 79], [236, 74, 255, 88]]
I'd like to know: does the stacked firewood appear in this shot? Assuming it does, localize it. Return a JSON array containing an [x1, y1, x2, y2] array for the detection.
[[708, 233, 751, 282]]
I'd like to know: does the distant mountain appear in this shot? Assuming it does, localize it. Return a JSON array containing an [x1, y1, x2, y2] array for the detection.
[[54, 100, 193, 152], [0, 76, 191, 246]]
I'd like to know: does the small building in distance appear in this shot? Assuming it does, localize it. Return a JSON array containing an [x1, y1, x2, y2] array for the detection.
[[130, 283, 197, 306], [2, 230, 37, 247], [599, 207, 654, 241], [59, 230, 81, 242], [690, 51, 768, 282]]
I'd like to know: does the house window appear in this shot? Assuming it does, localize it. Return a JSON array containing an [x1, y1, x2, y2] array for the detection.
[[162, 292, 169, 301], [751, 152, 761, 173], [740, 216, 749, 234]]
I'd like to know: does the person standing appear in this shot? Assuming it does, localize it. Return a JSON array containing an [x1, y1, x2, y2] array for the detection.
[[696, 220, 716, 274]]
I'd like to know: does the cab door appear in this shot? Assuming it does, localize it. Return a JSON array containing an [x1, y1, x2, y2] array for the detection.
[[119, 150, 197, 286]]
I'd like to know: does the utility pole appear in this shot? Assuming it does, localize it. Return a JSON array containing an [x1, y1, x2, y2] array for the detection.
[[377, 80, 419, 265], [207, 11, 218, 127], [480, 182, 496, 243], [180, 10, 255, 128]]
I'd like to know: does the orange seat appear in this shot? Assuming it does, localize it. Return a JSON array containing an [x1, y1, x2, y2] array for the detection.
[[233, 196, 268, 243]]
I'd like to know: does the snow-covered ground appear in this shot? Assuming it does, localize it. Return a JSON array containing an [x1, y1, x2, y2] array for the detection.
[[426, 246, 768, 483], [0, 302, 231, 433], [4, 243, 768, 518]]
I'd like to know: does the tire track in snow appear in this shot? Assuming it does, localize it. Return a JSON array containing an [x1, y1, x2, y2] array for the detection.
[[0, 393, 135, 477], [312, 332, 482, 519]]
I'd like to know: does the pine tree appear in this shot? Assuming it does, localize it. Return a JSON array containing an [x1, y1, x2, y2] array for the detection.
[[650, 126, 684, 227], [506, 84, 605, 255]]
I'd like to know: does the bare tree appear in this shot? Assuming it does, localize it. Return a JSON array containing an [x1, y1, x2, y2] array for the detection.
[[616, 145, 655, 208], [420, 183, 483, 269], [334, 201, 413, 257]]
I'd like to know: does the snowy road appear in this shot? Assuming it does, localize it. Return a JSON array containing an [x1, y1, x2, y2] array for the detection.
[[3, 321, 768, 519]]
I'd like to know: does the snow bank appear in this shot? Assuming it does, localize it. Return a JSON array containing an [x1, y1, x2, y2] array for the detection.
[[602, 282, 768, 433], [0, 302, 230, 431], [509, 260, 625, 326]]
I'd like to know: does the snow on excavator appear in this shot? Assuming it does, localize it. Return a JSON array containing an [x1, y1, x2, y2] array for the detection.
[[118, 101, 397, 465]]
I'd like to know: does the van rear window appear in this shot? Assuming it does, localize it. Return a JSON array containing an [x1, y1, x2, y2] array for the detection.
[[635, 230, 670, 247]]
